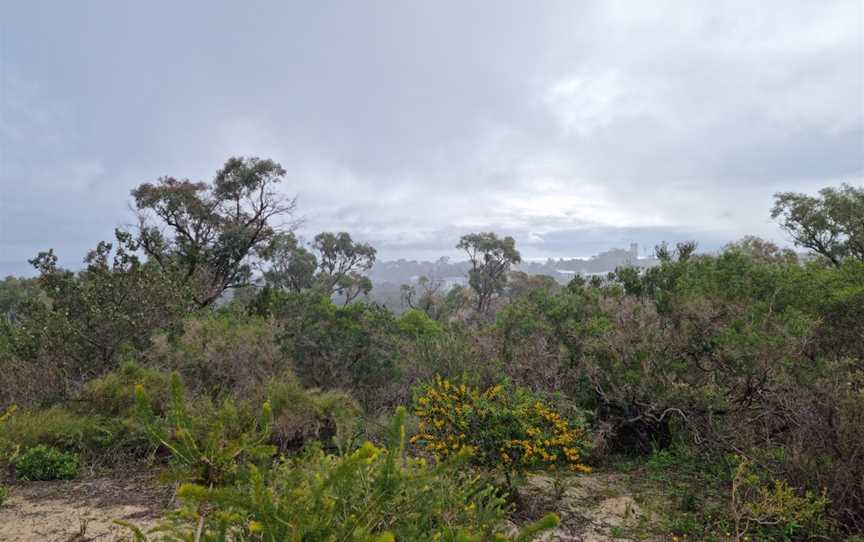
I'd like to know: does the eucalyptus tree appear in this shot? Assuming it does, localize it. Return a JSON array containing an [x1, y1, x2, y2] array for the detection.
[[130, 156, 297, 307], [457, 232, 521, 314], [772, 183, 864, 266]]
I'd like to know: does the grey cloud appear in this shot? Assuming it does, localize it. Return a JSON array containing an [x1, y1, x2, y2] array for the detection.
[[1, 0, 862, 274]]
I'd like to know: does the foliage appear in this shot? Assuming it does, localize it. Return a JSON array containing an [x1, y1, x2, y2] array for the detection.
[[400, 275, 445, 318], [731, 457, 836, 540], [505, 271, 560, 303], [259, 230, 377, 306], [269, 291, 401, 410], [0, 275, 42, 322], [0, 484, 7, 506], [0, 406, 135, 462], [412, 378, 591, 486], [257, 232, 318, 293], [15, 444, 80, 481], [130, 156, 297, 307], [4, 241, 192, 402], [134, 373, 275, 485], [123, 408, 559, 541], [395, 308, 443, 339], [723, 236, 799, 266], [403, 323, 501, 389], [77, 360, 174, 419], [141, 313, 288, 398]]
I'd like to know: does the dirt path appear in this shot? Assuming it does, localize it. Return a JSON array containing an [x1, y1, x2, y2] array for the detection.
[[0, 471, 170, 542]]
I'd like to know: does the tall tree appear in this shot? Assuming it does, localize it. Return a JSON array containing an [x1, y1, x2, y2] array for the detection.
[[457, 232, 521, 314], [259, 231, 376, 305], [771, 183, 864, 266], [130, 156, 297, 307], [257, 232, 317, 293], [312, 232, 376, 305], [400, 275, 444, 318]]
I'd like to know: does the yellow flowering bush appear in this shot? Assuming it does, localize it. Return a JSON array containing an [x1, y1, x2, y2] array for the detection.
[[412, 377, 591, 484]]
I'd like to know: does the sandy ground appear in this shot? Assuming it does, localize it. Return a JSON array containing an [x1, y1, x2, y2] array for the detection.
[[0, 471, 171, 542], [517, 473, 661, 542]]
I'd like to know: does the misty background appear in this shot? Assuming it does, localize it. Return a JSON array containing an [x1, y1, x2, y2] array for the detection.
[[1, 1, 862, 277]]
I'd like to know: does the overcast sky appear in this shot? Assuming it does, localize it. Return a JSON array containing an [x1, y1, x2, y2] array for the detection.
[[1, 1, 862, 275]]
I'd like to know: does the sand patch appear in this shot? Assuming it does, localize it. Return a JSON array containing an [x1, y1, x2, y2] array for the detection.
[[0, 471, 169, 542]]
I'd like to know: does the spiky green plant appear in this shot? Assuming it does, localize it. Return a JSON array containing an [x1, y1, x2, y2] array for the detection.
[[134, 373, 275, 486]]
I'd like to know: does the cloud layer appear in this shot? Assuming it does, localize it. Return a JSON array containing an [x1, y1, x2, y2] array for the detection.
[[1, 1, 862, 274]]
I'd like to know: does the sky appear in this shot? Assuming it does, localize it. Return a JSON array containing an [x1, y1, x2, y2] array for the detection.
[[1, 1, 862, 275]]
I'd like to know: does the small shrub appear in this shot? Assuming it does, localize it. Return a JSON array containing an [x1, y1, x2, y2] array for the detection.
[[396, 308, 443, 338], [412, 377, 591, 487], [0, 484, 7, 506], [15, 444, 79, 481], [76, 360, 172, 418]]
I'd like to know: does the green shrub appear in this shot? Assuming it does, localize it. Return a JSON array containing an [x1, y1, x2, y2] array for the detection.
[[135, 373, 275, 485], [271, 292, 402, 410], [0, 406, 144, 464], [0, 363, 180, 466], [121, 408, 559, 541], [141, 314, 289, 399], [731, 457, 836, 540], [262, 372, 359, 452], [0, 484, 7, 506], [15, 444, 79, 481], [396, 308, 443, 338], [76, 360, 172, 418], [412, 377, 592, 488]]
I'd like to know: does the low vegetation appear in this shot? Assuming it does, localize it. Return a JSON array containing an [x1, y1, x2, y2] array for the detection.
[[14, 445, 80, 481], [0, 158, 861, 540]]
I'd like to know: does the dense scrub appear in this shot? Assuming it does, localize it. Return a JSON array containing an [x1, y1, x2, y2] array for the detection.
[[0, 165, 861, 540]]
